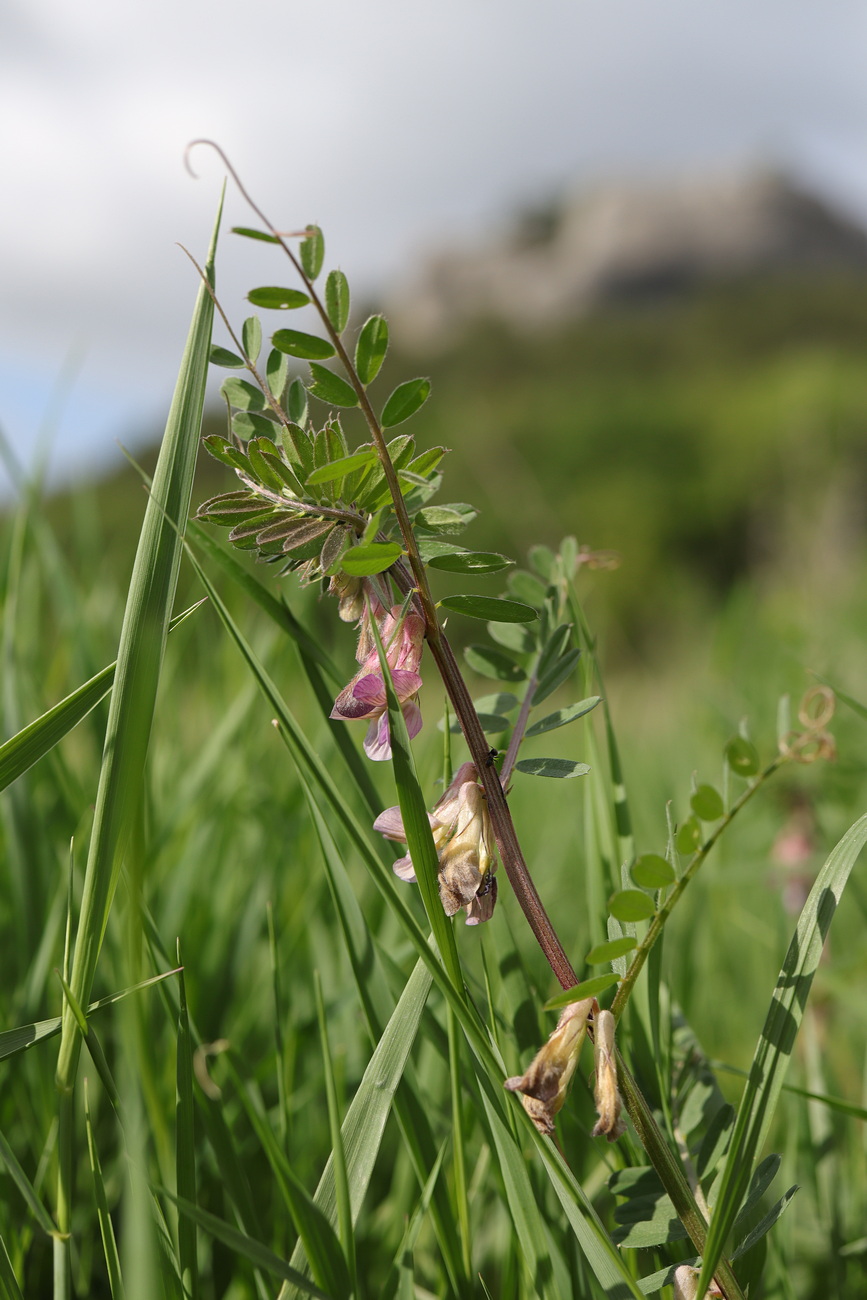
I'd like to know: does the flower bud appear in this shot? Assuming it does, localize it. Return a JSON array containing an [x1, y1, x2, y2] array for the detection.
[[591, 1009, 626, 1142]]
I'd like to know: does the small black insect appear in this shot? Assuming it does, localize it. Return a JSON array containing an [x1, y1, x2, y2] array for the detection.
[[485, 748, 498, 767]]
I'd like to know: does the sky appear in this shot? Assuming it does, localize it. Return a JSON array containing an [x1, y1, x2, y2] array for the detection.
[[3, 0, 867, 495]]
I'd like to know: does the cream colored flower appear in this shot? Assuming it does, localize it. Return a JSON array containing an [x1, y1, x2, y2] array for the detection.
[[374, 761, 498, 923]]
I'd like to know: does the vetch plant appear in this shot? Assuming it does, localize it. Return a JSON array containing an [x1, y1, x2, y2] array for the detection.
[[184, 143, 861, 1297], [0, 144, 865, 1299]]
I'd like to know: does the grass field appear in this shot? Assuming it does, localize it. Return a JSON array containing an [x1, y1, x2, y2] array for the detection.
[[2, 210, 867, 1299]]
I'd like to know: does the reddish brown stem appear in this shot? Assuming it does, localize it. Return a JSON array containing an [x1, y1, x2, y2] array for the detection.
[[390, 560, 578, 989]]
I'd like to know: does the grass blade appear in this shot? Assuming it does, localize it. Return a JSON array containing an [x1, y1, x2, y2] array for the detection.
[[696, 812, 867, 1298], [0, 1237, 25, 1300], [305, 791, 471, 1298], [0, 970, 181, 1064], [383, 1142, 447, 1300], [280, 957, 434, 1299], [165, 1195, 331, 1298], [0, 1128, 57, 1237], [0, 602, 202, 796], [373, 612, 463, 989], [53, 192, 222, 1293], [84, 1082, 125, 1299], [313, 972, 356, 1294], [175, 956, 198, 1300], [221, 1059, 352, 1298], [447, 1008, 472, 1279]]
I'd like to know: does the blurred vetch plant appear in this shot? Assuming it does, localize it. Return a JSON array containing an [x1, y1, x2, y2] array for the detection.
[[0, 143, 865, 1300]]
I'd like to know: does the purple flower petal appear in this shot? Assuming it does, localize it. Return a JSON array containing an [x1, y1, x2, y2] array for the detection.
[[352, 673, 387, 706], [363, 713, 393, 761], [403, 697, 423, 739], [390, 669, 423, 701], [392, 854, 417, 882], [330, 680, 379, 721], [373, 805, 406, 840]]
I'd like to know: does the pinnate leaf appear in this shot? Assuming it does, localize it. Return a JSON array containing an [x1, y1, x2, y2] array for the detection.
[[586, 937, 638, 965], [545, 974, 619, 1010], [473, 692, 519, 716], [726, 736, 760, 777], [209, 345, 245, 367], [507, 569, 549, 609], [272, 329, 336, 361], [426, 550, 514, 575], [415, 505, 474, 535], [676, 817, 702, 854], [440, 595, 537, 623], [340, 542, 403, 577], [231, 226, 279, 243], [202, 435, 253, 474], [514, 758, 590, 779], [533, 647, 582, 705], [232, 411, 278, 440], [306, 451, 378, 486], [307, 365, 358, 408], [464, 645, 526, 682], [381, 378, 431, 428], [221, 376, 265, 411], [324, 270, 350, 333], [488, 620, 535, 652], [300, 224, 324, 280], [525, 697, 600, 737], [631, 854, 675, 889], [609, 889, 655, 922], [355, 314, 389, 384], [195, 492, 272, 526], [242, 315, 262, 363], [265, 348, 289, 400], [287, 377, 308, 425], [248, 285, 310, 309], [691, 784, 724, 821]]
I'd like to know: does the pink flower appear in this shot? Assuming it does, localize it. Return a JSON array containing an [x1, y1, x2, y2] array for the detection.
[[373, 761, 498, 924], [330, 606, 424, 760]]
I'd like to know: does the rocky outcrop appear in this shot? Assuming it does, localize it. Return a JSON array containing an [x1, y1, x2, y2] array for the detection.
[[389, 171, 867, 346]]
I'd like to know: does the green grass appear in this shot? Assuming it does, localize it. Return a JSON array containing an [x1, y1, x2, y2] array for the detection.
[[2, 236, 867, 1299]]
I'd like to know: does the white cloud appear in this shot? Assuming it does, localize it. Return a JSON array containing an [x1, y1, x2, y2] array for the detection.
[[3, 0, 867, 492]]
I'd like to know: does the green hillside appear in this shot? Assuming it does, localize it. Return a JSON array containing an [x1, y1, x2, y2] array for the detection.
[[51, 269, 867, 661]]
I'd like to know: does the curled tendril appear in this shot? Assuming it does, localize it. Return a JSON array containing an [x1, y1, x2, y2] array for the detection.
[[576, 545, 621, 571], [779, 686, 836, 764], [184, 139, 303, 264], [798, 684, 835, 730]]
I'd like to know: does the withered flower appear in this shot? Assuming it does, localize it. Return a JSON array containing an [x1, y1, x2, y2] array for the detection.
[[503, 1000, 591, 1137], [374, 761, 498, 923], [672, 1265, 723, 1299], [591, 1009, 626, 1142]]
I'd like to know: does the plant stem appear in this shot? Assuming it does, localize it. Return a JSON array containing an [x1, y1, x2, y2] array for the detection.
[[389, 558, 578, 989], [618, 1057, 746, 1300], [499, 660, 539, 790], [610, 758, 784, 1021]]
